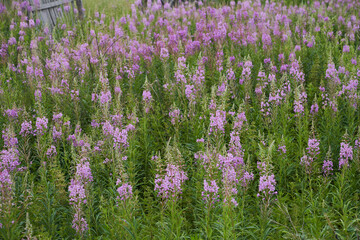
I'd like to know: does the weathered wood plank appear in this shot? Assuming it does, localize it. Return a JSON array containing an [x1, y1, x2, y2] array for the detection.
[[40, 10, 50, 27], [49, 7, 57, 26], [33, 0, 68, 11], [45, 9, 52, 26], [53, 7, 61, 24], [48, 8, 56, 26]]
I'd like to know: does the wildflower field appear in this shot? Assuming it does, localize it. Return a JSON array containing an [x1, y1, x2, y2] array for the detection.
[[0, 0, 360, 239]]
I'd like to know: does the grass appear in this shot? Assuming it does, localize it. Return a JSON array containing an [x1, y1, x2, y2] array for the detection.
[[83, 0, 133, 17]]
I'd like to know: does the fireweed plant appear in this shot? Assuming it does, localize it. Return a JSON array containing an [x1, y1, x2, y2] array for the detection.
[[0, 0, 360, 239]]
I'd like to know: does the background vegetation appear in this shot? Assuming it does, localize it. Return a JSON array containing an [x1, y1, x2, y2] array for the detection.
[[0, 0, 359, 239]]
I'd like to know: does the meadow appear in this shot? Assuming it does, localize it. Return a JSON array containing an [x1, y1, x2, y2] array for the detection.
[[0, 0, 360, 239]]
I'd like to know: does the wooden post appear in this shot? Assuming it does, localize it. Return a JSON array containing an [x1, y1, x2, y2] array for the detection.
[[75, 0, 83, 19]]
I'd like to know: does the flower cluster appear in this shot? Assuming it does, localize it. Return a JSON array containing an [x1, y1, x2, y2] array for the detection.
[[69, 158, 93, 236], [169, 108, 181, 125], [258, 175, 277, 197], [300, 138, 320, 174], [116, 179, 133, 202], [222, 166, 239, 207], [20, 121, 33, 136], [35, 117, 48, 136], [294, 89, 307, 117], [142, 90, 152, 103], [257, 143, 277, 205], [322, 160, 333, 177], [142, 90, 152, 113], [154, 164, 188, 201], [339, 142, 353, 169], [0, 127, 20, 228], [202, 179, 220, 207], [209, 110, 227, 134]]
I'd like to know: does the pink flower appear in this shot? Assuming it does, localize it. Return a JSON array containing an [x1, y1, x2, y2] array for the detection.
[[142, 90, 152, 103], [154, 164, 188, 201], [258, 174, 277, 195], [202, 180, 219, 207], [116, 180, 133, 201], [339, 142, 353, 169], [20, 121, 32, 136], [35, 117, 48, 136], [160, 48, 169, 59], [100, 91, 111, 105]]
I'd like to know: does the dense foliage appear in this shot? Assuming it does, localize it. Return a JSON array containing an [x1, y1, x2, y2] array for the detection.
[[0, 0, 360, 239]]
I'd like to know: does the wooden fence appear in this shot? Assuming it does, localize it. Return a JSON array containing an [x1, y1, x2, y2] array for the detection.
[[29, 0, 83, 27]]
